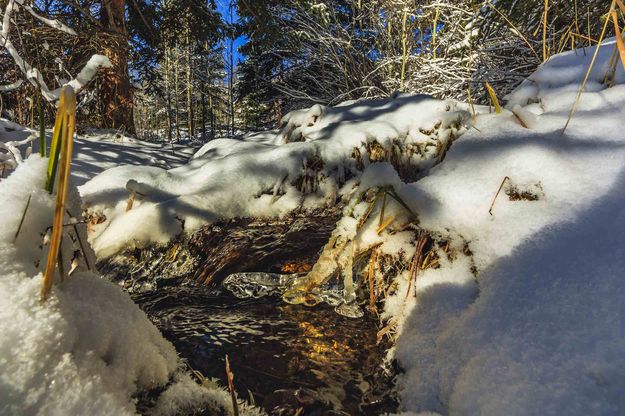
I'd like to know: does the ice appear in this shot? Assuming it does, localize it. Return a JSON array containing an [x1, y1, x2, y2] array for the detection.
[[223, 272, 294, 299]]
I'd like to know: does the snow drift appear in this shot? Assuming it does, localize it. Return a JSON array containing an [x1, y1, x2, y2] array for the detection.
[[390, 39, 625, 415], [0, 158, 254, 415], [81, 96, 470, 258]]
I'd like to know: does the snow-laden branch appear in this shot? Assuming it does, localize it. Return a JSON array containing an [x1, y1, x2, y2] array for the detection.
[[22, 3, 77, 35], [0, 0, 111, 101], [0, 128, 35, 170], [0, 79, 23, 91]]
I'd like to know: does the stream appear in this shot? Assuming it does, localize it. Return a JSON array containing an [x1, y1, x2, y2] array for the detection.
[[132, 284, 397, 415], [102, 210, 398, 414]]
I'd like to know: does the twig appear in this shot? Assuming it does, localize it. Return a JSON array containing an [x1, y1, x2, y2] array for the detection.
[[66, 209, 91, 271], [368, 248, 378, 313], [14, 194, 32, 242], [405, 232, 429, 301], [489, 176, 510, 216], [562, 3, 613, 135], [225, 355, 239, 416]]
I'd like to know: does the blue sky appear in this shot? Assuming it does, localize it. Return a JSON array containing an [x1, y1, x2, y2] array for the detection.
[[216, 0, 246, 65]]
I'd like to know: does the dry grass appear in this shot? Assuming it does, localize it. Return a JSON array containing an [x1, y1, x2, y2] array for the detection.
[[543, 0, 550, 61], [488, 3, 540, 60], [41, 86, 76, 303], [485, 82, 502, 114], [563, 2, 616, 135], [611, 10, 625, 71], [14, 194, 32, 242], [225, 355, 239, 416], [489, 176, 511, 216]]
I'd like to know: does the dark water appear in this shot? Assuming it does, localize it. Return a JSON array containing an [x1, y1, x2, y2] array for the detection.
[[132, 285, 397, 415]]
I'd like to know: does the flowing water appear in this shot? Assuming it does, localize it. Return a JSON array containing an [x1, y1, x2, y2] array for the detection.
[[133, 284, 397, 415], [105, 210, 398, 414]]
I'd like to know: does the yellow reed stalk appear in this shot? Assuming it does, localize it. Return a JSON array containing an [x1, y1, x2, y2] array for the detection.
[[571, 32, 599, 44], [378, 192, 387, 227], [557, 25, 574, 54], [225, 355, 239, 416], [368, 248, 379, 312], [574, 0, 581, 39], [485, 82, 502, 114], [400, 8, 409, 91], [376, 215, 396, 235], [543, 0, 549, 61], [467, 85, 476, 118], [611, 10, 625, 71], [41, 87, 76, 303], [586, 7, 592, 46], [562, 3, 613, 135], [432, 6, 440, 60]]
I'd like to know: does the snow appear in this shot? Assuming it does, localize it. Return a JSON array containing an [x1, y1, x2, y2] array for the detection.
[[0, 158, 252, 415], [2, 28, 624, 416], [67, 37, 625, 415], [0, 121, 197, 185], [81, 95, 469, 258], [388, 38, 625, 415]]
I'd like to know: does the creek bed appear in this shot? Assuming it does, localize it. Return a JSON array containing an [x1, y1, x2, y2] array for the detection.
[[132, 285, 397, 415]]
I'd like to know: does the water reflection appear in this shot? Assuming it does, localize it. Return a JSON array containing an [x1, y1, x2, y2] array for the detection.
[[132, 285, 396, 415]]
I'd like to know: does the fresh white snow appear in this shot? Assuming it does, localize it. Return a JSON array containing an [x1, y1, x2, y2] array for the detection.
[[81, 95, 469, 258], [0, 121, 198, 185], [1, 30, 624, 416], [0, 158, 256, 415], [389, 38, 625, 415]]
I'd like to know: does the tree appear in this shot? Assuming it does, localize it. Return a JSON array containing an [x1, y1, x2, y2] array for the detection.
[[99, 0, 134, 133]]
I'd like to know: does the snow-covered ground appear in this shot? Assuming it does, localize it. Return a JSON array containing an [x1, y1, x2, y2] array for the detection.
[[0, 122, 198, 185], [388, 39, 625, 415], [79, 38, 625, 415], [2, 36, 624, 415], [81, 97, 469, 258], [0, 157, 263, 415]]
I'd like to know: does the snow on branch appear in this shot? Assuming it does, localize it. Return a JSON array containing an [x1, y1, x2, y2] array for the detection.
[[21, 3, 77, 35], [0, 0, 111, 101], [0, 79, 23, 91]]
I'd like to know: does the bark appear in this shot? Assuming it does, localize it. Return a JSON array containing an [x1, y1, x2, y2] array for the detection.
[[164, 46, 173, 142], [186, 27, 194, 138], [99, 0, 135, 133]]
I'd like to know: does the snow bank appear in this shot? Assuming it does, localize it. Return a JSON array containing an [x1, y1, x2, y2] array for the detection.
[[0, 158, 255, 415], [81, 95, 470, 258], [0, 119, 197, 185], [389, 39, 625, 414]]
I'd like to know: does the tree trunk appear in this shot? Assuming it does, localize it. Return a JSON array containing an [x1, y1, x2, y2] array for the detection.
[[100, 0, 135, 134], [174, 48, 180, 140], [186, 27, 194, 139], [210, 94, 216, 138], [201, 85, 206, 140], [164, 45, 173, 142]]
